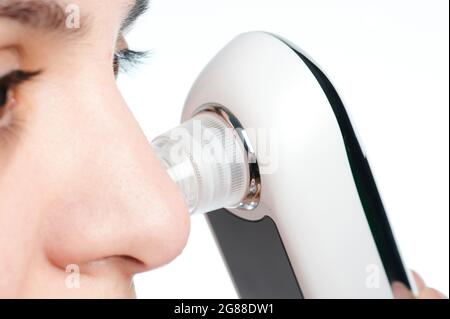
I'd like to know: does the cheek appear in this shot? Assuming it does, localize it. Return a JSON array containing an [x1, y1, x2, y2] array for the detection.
[[0, 151, 50, 297]]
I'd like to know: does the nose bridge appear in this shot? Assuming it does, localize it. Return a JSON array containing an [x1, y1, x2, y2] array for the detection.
[[64, 77, 156, 170], [69, 81, 173, 212]]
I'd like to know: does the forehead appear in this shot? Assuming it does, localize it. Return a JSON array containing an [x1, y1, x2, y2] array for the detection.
[[0, 0, 147, 37]]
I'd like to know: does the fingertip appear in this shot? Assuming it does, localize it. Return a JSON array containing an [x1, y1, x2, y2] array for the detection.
[[418, 288, 447, 299], [411, 270, 426, 292]]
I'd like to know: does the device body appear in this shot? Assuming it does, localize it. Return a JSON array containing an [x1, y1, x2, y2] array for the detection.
[[181, 32, 414, 298]]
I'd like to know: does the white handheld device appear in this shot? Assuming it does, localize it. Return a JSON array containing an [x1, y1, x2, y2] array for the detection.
[[153, 31, 415, 298]]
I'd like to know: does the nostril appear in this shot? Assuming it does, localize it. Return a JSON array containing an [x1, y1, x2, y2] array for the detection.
[[82, 255, 148, 277]]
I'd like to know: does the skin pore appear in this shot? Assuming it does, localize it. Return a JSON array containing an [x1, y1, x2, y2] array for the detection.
[[0, 0, 189, 298], [0, 0, 445, 299]]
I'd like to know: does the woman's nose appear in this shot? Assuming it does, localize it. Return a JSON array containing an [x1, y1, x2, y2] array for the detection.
[[41, 81, 190, 276]]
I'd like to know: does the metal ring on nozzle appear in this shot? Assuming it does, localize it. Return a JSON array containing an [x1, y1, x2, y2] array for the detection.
[[192, 103, 261, 211]]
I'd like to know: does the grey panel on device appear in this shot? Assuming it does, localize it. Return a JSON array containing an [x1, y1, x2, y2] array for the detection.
[[207, 209, 303, 299]]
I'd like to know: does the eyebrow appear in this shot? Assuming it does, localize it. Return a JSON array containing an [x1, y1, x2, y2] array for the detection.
[[121, 0, 149, 31], [0, 0, 82, 36], [0, 0, 149, 37]]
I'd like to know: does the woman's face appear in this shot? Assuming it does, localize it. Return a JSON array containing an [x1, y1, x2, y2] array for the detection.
[[0, 0, 190, 298]]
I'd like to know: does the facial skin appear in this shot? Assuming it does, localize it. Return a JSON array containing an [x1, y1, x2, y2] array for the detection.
[[0, 0, 190, 298]]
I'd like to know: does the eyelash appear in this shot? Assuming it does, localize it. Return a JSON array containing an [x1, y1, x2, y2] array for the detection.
[[0, 48, 145, 98], [0, 70, 41, 87], [113, 49, 148, 74], [0, 49, 146, 88]]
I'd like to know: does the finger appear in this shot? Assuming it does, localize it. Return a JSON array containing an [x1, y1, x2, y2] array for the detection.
[[391, 281, 415, 299], [412, 270, 426, 292], [418, 288, 447, 299]]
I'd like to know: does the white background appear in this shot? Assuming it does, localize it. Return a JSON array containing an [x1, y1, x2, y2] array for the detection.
[[117, 0, 449, 298]]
